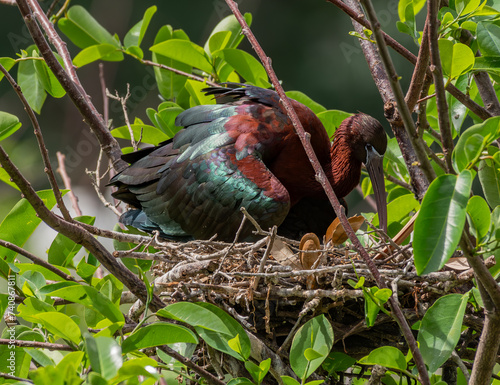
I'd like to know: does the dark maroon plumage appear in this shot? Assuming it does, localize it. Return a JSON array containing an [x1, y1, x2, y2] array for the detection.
[[109, 84, 387, 241]]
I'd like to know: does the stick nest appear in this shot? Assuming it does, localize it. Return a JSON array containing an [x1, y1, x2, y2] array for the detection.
[[140, 233, 488, 363]]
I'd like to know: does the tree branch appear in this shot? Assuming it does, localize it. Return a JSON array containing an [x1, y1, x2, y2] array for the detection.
[[223, 2, 430, 384], [427, 0, 454, 173], [56, 151, 83, 217], [15, 0, 128, 172], [326, 0, 492, 121], [0, 338, 75, 351], [0, 239, 76, 282], [0, 145, 165, 312], [0, 64, 72, 221]]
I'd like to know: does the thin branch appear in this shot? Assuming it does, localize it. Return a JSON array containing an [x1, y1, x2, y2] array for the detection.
[[384, 174, 412, 190], [106, 86, 138, 151], [0, 338, 75, 351], [0, 63, 72, 221], [427, 0, 454, 173], [223, 2, 429, 385], [359, 0, 436, 184], [15, 0, 128, 172], [0, 239, 76, 282], [140, 59, 219, 87], [0, 372, 33, 383], [326, 0, 492, 121], [344, 0, 431, 199], [158, 345, 226, 385], [56, 152, 83, 217], [405, 13, 430, 113], [0, 145, 165, 312]]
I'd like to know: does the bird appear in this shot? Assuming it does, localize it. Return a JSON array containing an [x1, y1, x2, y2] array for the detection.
[[109, 84, 387, 242]]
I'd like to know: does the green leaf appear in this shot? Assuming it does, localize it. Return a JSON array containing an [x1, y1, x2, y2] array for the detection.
[[151, 26, 190, 101], [245, 358, 271, 385], [479, 146, 500, 208], [228, 379, 255, 385], [358, 346, 406, 371], [212, 48, 269, 87], [317, 110, 353, 138], [208, 31, 232, 55], [155, 106, 184, 138], [73, 44, 122, 67], [281, 376, 301, 385], [373, 191, 420, 237], [150, 39, 213, 73], [58, 5, 120, 49], [0, 57, 16, 82], [473, 56, 500, 74], [85, 335, 123, 380], [418, 293, 468, 373], [477, 22, 500, 56], [111, 123, 170, 145], [17, 297, 55, 323], [184, 79, 216, 107], [414, 170, 472, 275], [32, 312, 81, 344], [439, 40, 475, 78], [18, 57, 46, 113], [0, 167, 19, 190], [452, 116, 500, 172], [322, 352, 356, 374], [286, 91, 327, 114], [290, 314, 334, 380], [0, 190, 63, 262], [40, 282, 124, 323], [455, 0, 480, 14], [398, 0, 426, 21], [121, 322, 198, 353], [32, 53, 66, 98], [196, 302, 252, 360], [47, 215, 95, 267], [0, 111, 22, 141], [203, 13, 252, 53], [124, 6, 157, 49], [466, 196, 491, 241]]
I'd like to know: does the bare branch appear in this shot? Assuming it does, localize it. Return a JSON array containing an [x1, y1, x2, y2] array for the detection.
[[56, 151, 83, 217], [326, 0, 492, 121], [0, 239, 76, 282], [15, 0, 128, 172], [0, 63, 72, 221], [0, 338, 75, 351], [0, 145, 165, 312], [427, 0, 454, 173]]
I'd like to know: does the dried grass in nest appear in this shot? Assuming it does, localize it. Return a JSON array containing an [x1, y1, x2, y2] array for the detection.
[[127, 232, 492, 361]]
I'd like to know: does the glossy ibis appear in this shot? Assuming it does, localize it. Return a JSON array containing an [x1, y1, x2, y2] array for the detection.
[[109, 84, 387, 241]]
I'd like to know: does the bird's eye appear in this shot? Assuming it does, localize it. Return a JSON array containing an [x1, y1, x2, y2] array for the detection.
[[366, 143, 373, 152]]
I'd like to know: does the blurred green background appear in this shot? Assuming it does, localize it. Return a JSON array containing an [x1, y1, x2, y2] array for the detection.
[[0, 0, 415, 227]]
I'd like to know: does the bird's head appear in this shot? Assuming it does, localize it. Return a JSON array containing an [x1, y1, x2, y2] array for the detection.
[[341, 113, 388, 232]]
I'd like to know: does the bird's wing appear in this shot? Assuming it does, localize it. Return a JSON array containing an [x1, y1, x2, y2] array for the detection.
[[110, 99, 291, 241]]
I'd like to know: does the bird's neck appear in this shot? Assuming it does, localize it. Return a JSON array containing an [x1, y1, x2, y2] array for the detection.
[[328, 130, 362, 198]]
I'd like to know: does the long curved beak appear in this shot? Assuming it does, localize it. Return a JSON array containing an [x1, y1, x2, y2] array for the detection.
[[365, 148, 387, 233]]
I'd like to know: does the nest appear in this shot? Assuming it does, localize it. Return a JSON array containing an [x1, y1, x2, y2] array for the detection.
[[121, 231, 492, 380]]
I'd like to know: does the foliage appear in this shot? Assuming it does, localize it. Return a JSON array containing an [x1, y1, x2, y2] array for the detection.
[[0, 0, 500, 384]]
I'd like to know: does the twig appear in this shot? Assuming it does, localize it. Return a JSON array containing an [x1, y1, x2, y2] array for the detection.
[[0, 145, 165, 312], [99, 63, 110, 126], [427, 0, 453, 173], [384, 174, 411, 190], [0, 64, 72, 222], [451, 350, 471, 383], [0, 0, 16, 5], [0, 372, 33, 383], [224, 6, 422, 367], [352, 1, 433, 383], [344, 0, 430, 200], [405, 13, 430, 113], [158, 345, 226, 385], [45, 0, 60, 17], [107, 86, 138, 151], [15, 0, 128, 172], [252, 226, 277, 291], [56, 152, 83, 217], [140, 59, 219, 87], [0, 239, 76, 282], [326, 0, 492, 121], [0, 338, 75, 351]]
